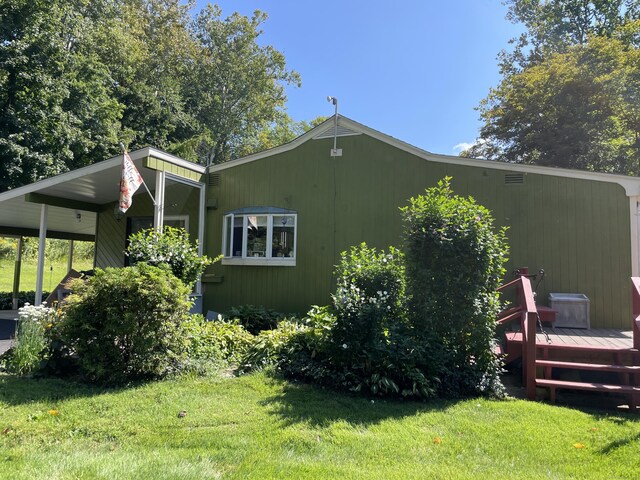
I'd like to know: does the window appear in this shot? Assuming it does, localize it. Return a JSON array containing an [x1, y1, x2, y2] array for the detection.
[[222, 207, 297, 266]]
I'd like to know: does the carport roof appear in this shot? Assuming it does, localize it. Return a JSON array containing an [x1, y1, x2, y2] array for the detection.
[[0, 148, 204, 241]]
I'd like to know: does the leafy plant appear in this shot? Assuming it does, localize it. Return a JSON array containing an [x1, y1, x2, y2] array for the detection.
[[401, 177, 509, 397], [59, 264, 193, 383], [181, 315, 254, 366], [126, 227, 213, 288], [226, 305, 288, 334], [2, 303, 57, 375]]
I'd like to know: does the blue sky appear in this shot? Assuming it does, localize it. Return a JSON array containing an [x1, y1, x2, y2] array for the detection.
[[194, 1, 523, 155]]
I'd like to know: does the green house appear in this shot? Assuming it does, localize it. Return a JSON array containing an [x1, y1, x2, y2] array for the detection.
[[1, 116, 640, 329], [202, 116, 640, 330]]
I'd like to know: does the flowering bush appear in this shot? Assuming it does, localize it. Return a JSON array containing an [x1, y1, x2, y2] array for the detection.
[[331, 243, 406, 356], [126, 227, 213, 288], [1, 302, 57, 375]]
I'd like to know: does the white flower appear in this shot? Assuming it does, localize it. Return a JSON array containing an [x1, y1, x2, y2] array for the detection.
[[342, 344, 348, 349]]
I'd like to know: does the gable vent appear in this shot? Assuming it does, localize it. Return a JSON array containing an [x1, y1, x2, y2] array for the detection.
[[208, 173, 221, 187], [504, 173, 525, 185], [313, 125, 362, 140]]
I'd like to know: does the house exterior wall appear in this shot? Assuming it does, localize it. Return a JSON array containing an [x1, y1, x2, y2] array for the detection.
[[203, 134, 631, 329]]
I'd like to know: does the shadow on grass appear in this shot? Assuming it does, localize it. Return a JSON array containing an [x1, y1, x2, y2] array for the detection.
[[0, 374, 131, 406], [259, 377, 463, 428], [597, 431, 640, 454]]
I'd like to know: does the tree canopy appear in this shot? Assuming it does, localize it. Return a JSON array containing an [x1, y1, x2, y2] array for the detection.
[[466, 0, 640, 174], [0, 0, 302, 191]]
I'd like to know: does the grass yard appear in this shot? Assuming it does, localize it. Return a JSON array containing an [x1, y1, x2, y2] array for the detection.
[[1, 372, 639, 479], [0, 258, 93, 293]]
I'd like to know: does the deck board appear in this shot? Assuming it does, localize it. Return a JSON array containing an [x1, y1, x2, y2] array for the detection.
[[533, 328, 633, 349]]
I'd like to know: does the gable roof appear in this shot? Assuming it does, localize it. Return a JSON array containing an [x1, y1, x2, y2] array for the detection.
[[209, 115, 640, 197]]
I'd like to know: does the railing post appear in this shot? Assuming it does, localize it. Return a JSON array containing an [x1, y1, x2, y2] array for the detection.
[[525, 310, 537, 400], [632, 278, 640, 350]]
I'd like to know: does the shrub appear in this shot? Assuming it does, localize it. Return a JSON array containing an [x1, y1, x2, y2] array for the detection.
[[227, 305, 288, 334], [182, 315, 254, 366], [401, 177, 509, 397], [0, 291, 51, 310], [126, 227, 212, 288], [2, 303, 56, 375], [330, 243, 406, 360], [240, 319, 304, 372], [59, 263, 192, 383]]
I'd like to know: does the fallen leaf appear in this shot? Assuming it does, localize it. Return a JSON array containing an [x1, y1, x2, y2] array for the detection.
[[433, 437, 442, 444], [573, 443, 585, 449], [1, 427, 11, 435], [48, 410, 60, 416]]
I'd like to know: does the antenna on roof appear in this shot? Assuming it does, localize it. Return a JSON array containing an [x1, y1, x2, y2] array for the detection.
[[326, 96, 342, 157]]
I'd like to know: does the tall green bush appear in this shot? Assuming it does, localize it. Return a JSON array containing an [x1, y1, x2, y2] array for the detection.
[[126, 227, 212, 288], [60, 264, 193, 383], [401, 177, 509, 397]]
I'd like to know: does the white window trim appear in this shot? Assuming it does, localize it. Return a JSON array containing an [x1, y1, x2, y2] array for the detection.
[[222, 212, 297, 266]]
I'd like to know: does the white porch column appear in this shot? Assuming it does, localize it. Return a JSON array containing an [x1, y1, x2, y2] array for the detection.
[[154, 171, 165, 231], [11, 236, 23, 310], [35, 204, 48, 305], [67, 239, 74, 273]]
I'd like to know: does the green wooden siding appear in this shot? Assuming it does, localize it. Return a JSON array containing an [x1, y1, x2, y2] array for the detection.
[[204, 134, 632, 328], [94, 194, 155, 268], [143, 157, 204, 182]]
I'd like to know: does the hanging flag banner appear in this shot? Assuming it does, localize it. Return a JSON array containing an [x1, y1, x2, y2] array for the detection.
[[119, 151, 144, 213]]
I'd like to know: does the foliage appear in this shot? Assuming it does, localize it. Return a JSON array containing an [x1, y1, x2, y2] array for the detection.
[[1, 303, 57, 375], [0, 291, 50, 310], [226, 304, 288, 334], [58, 264, 192, 383], [126, 227, 212, 288], [468, 1, 640, 174], [239, 319, 306, 372], [0, 0, 302, 192], [331, 243, 406, 354], [401, 178, 509, 397], [181, 315, 254, 366], [185, 5, 301, 165]]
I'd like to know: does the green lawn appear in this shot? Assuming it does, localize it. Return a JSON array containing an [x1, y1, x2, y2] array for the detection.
[[0, 258, 93, 293], [1, 372, 639, 479]]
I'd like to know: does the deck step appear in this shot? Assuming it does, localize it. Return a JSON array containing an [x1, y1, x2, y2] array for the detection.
[[536, 379, 640, 407], [536, 360, 640, 373]]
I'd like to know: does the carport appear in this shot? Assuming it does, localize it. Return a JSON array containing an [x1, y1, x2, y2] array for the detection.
[[0, 147, 206, 307]]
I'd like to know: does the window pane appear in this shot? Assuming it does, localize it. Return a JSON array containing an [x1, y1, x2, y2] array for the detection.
[[271, 215, 295, 258], [246, 215, 267, 257], [224, 215, 232, 257], [232, 216, 243, 257]]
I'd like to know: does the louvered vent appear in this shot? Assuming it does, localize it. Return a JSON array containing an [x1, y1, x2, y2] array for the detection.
[[208, 173, 221, 187], [504, 173, 525, 185], [313, 125, 362, 140]]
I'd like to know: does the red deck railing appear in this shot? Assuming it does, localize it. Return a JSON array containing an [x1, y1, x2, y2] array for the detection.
[[497, 275, 538, 400], [632, 278, 640, 350]]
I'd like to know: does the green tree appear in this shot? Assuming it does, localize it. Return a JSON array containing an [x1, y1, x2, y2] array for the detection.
[[0, 0, 123, 191], [185, 5, 301, 165], [468, 1, 640, 174]]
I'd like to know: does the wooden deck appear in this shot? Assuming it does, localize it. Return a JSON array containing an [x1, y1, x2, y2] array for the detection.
[[532, 327, 633, 349]]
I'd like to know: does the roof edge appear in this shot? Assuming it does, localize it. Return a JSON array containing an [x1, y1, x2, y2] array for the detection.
[[210, 115, 640, 197]]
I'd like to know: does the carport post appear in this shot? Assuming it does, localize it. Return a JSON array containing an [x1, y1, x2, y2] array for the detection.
[[35, 204, 47, 306], [67, 239, 74, 273], [11, 236, 23, 310]]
